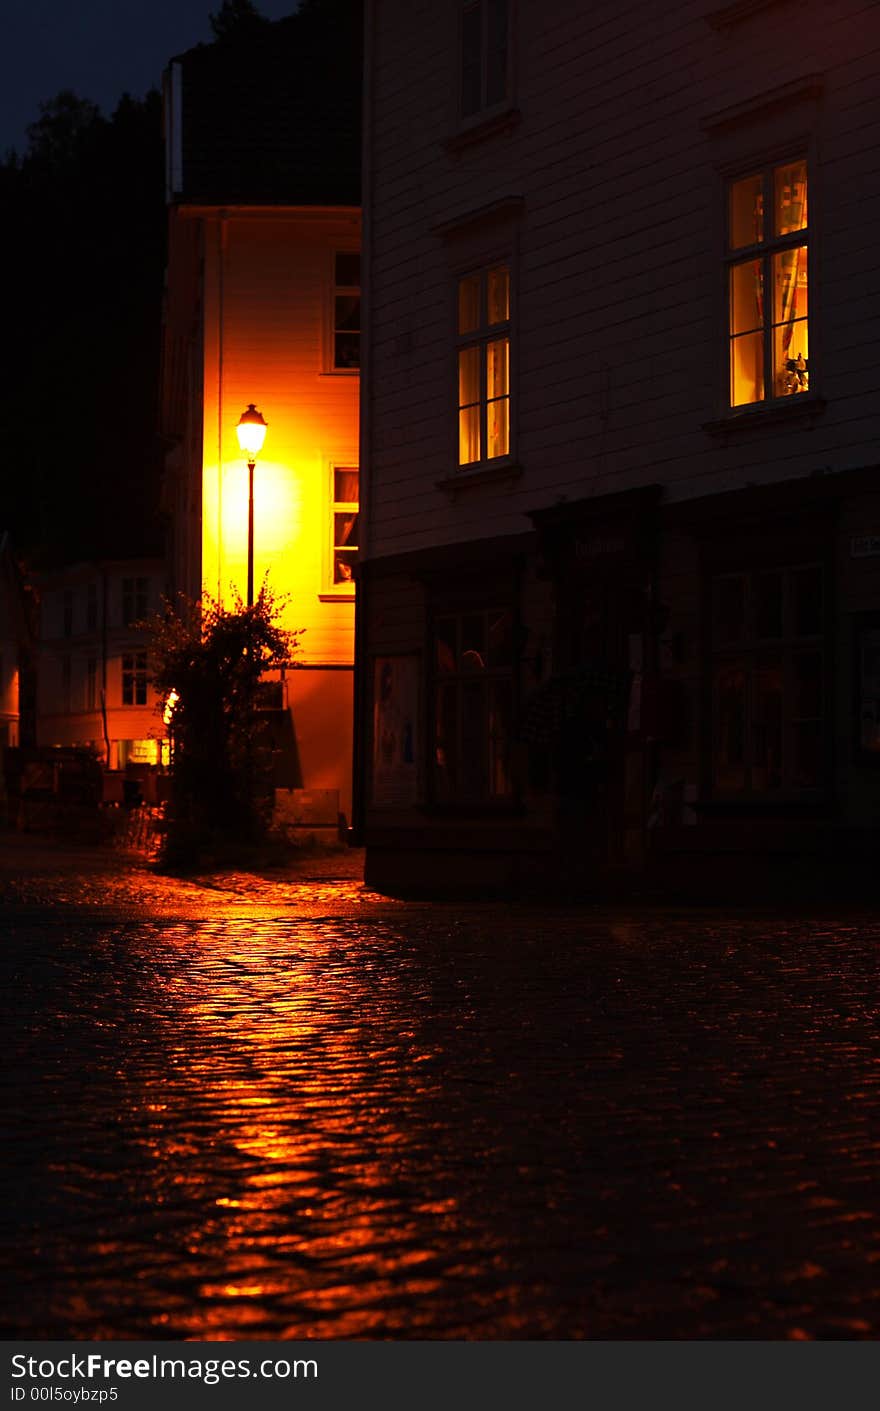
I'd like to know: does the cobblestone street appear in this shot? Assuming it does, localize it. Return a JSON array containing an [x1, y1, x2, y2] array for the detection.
[[3, 834, 880, 1340]]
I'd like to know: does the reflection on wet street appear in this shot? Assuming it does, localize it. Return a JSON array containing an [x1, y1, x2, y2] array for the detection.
[[4, 881, 880, 1339]]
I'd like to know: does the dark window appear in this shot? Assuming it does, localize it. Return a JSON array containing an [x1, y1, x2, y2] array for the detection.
[[712, 564, 823, 795], [332, 251, 360, 370], [86, 583, 98, 632], [460, 0, 509, 118], [122, 652, 148, 706], [122, 577, 149, 626], [432, 607, 514, 801], [62, 589, 73, 637]]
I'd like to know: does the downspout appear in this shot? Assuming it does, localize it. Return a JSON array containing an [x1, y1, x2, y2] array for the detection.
[[349, 0, 374, 847], [100, 567, 110, 768], [217, 211, 228, 603]]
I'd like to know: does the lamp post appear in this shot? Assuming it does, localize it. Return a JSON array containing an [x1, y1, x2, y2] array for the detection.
[[236, 404, 268, 608]]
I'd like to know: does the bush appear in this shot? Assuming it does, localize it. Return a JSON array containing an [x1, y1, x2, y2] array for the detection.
[[148, 587, 300, 867]]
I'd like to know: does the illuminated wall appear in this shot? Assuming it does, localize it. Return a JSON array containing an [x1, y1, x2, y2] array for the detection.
[[197, 207, 360, 817]]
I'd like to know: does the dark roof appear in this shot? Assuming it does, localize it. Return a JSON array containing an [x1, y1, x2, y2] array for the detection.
[[172, 4, 361, 207]]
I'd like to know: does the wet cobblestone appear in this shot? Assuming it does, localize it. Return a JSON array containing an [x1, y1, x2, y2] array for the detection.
[[3, 837, 880, 1339]]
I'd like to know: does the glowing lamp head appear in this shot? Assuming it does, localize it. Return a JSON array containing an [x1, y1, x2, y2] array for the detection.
[[236, 404, 267, 461]]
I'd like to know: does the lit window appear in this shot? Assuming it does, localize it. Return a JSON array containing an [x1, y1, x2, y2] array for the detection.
[[728, 160, 809, 407], [460, 0, 509, 118], [712, 564, 823, 795], [122, 577, 149, 626], [457, 264, 510, 467], [331, 467, 359, 586], [433, 608, 514, 801], [332, 251, 360, 370], [122, 652, 148, 706]]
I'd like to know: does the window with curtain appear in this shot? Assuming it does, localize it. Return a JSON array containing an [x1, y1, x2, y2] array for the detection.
[[331, 467, 359, 586], [727, 160, 809, 407], [457, 263, 511, 468]]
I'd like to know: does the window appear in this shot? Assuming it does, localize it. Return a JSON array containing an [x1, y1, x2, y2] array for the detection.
[[331, 467, 359, 586], [728, 160, 809, 407], [62, 589, 73, 637], [86, 582, 98, 632], [122, 576, 149, 626], [432, 608, 514, 801], [460, 0, 509, 118], [711, 563, 823, 795], [122, 652, 148, 706], [331, 251, 360, 370], [86, 658, 97, 712], [457, 264, 510, 467], [61, 654, 71, 712]]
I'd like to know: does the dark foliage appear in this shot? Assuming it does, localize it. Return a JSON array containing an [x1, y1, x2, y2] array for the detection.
[[149, 587, 300, 866], [1, 89, 166, 567]]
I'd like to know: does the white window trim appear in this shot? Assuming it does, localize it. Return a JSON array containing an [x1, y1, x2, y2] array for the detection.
[[319, 459, 359, 601]]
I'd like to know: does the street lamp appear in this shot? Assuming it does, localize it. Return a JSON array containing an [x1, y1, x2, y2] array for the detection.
[[236, 403, 268, 608]]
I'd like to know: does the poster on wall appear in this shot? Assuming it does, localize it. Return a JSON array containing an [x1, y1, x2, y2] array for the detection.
[[372, 655, 419, 806]]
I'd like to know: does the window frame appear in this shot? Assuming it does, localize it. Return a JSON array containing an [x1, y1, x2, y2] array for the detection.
[[327, 248, 361, 374], [458, 0, 511, 123], [724, 157, 811, 410], [429, 603, 517, 808], [122, 576, 149, 628], [324, 462, 359, 598], [122, 651, 149, 707], [708, 562, 825, 800], [455, 261, 513, 473]]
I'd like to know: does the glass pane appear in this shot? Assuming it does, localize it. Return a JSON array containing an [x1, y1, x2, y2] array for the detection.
[[488, 609, 513, 669], [792, 565, 822, 636], [714, 664, 748, 792], [335, 293, 360, 332], [793, 650, 822, 719], [334, 468, 359, 503], [486, 0, 508, 106], [335, 251, 360, 286], [434, 681, 458, 796], [488, 677, 513, 796], [774, 160, 808, 236], [486, 336, 508, 396], [435, 617, 457, 674], [334, 332, 360, 369], [487, 266, 510, 324], [460, 4, 482, 116], [458, 345, 481, 405], [730, 259, 763, 334], [487, 396, 509, 458], [461, 613, 487, 670], [334, 511, 358, 549], [753, 659, 783, 791], [333, 550, 356, 585], [754, 571, 783, 639], [459, 405, 480, 464], [715, 576, 746, 644], [458, 274, 481, 334], [774, 324, 809, 396], [461, 679, 487, 795], [772, 246, 808, 325], [792, 720, 820, 788], [729, 173, 763, 248], [730, 331, 764, 406]]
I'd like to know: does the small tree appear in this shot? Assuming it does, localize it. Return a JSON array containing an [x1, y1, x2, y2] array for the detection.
[[149, 586, 300, 865]]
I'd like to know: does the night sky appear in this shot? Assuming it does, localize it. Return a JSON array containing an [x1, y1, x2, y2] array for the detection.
[[2, 0, 299, 157]]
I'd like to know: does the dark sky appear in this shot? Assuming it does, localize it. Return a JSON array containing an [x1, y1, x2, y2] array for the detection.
[[2, 0, 299, 157]]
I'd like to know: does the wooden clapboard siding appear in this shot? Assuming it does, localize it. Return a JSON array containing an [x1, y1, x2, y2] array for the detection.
[[198, 209, 360, 669], [365, 0, 880, 562]]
